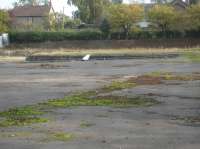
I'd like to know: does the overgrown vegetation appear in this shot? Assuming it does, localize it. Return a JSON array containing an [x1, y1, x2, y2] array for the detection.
[[101, 81, 136, 92], [0, 117, 48, 127], [1, 71, 199, 128], [0, 78, 159, 128], [42, 93, 157, 108], [80, 121, 96, 128], [48, 132, 74, 142], [5, 2, 200, 43], [0, 106, 48, 127], [107, 4, 144, 39], [0, 90, 157, 127], [9, 29, 103, 43], [183, 52, 200, 62], [129, 71, 200, 84], [0, 10, 9, 33], [9, 30, 200, 43], [2, 0, 200, 41], [30, 48, 187, 57]]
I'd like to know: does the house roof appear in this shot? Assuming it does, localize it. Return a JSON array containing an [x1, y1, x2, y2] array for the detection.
[[171, 0, 188, 10], [10, 5, 51, 17]]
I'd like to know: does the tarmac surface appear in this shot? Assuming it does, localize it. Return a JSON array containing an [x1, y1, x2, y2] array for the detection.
[[0, 57, 200, 149]]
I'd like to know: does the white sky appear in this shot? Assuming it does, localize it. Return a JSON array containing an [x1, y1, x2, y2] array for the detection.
[[0, 0, 77, 17], [0, 0, 151, 17]]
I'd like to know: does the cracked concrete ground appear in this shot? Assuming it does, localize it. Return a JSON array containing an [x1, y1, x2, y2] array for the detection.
[[0, 57, 200, 149]]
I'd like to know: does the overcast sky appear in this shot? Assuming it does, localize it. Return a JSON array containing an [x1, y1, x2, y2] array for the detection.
[[0, 0, 151, 17]]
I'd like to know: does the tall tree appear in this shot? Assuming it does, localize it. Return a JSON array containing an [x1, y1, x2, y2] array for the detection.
[[68, 0, 110, 24], [187, 4, 200, 30], [148, 5, 177, 33], [0, 10, 9, 33], [107, 4, 144, 38]]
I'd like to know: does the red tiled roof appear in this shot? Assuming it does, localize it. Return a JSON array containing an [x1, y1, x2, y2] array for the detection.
[[10, 5, 51, 17]]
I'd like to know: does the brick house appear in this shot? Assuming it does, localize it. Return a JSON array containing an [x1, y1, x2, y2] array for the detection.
[[9, 3, 54, 30]]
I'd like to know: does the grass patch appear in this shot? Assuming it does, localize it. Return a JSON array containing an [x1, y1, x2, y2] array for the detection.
[[101, 81, 136, 92], [0, 106, 48, 127], [31, 48, 189, 57], [42, 94, 159, 108], [50, 132, 74, 142], [80, 121, 96, 128], [183, 52, 200, 62], [130, 71, 200, 85], [0, 56, 25, 62], [0, 106, 43, 117], [0, 79, 158, 128], [38, 130, 75, 142], [95, 114, 109, 118], [0, 117, 48, 127], [94, 95, 159, 107], [147, 71, 172, 78]]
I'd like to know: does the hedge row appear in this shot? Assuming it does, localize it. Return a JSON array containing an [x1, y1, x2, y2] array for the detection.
[[112, 30, 200, 39], [9, 29, 200, 43], [9, 29, 103, 43]]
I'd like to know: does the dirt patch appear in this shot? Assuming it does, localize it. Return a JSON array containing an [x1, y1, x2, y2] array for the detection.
[[39, 64, 68, 69], [80, 121, 96, 128], [127, 72, 200, 86], [100, 81, 136, 92], [172, 116, 200, 126], [129, 75, 163, 85], [94, 95, 159, 107]]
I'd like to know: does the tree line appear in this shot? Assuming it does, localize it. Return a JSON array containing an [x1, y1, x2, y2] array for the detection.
[[0, 0, 200, 39]]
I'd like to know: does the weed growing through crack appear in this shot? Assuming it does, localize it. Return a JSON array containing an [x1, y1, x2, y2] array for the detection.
[[0, 117, 48, 127], [101, 81, 136, 92], [129, 71, 200, 84], [183, 52, 200, 62], [0, 79, 159, 128], [80, 121, 96, 128], [50, 132, 74, 142], [0, 106, 48, 127], [172, 116, 200, 125], [42, 94, 158, 108]]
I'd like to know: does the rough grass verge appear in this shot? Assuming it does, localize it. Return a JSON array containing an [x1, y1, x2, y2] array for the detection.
[[183, 52, 200, 62]]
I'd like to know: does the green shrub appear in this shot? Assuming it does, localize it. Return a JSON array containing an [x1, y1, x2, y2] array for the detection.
[[9, 29, 102, 43], [185, 29, 200, 38], [100, 19, 111, 39], [9, 29, 200, 43]]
